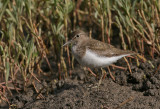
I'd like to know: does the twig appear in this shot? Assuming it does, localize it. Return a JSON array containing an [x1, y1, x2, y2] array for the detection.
[[136, 54, 147, 62], [30, 71, 41, 83], [107, 66, 115, 81], [101, 15, 104, 42], [0, 84, 21, 91], [124, 57, 132, 74], [58, 63, 61, 80], [12, 80, 20, 94], [115, 96, 134, 109], [32, 82, 44, 99], [0, 91, 10, 107], [45, 56, 54, 74], [111, 64, 127, 70], [154, 64, 160, 75]]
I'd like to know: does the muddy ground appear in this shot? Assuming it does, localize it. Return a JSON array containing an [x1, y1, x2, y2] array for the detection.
[[1, 57, 160, 109]]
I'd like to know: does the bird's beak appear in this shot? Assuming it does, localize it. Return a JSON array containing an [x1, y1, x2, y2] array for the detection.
[[63, 40, 72, 47]]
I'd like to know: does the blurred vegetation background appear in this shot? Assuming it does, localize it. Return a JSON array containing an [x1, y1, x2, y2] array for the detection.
[[0, 0, 160, 99]]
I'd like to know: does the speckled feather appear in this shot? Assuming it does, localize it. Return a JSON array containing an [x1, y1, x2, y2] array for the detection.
[[64, 30, 136, 68], [70, 30, 135, 58]]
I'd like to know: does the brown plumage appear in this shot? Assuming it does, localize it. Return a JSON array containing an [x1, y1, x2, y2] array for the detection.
[[65, 30, 135, 58], [63, 30, 136, 68]]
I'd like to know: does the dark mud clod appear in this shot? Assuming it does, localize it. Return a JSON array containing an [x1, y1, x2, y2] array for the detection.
[[56, 80, 65, 89]]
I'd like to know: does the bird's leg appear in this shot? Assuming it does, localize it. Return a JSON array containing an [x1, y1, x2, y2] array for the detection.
[[87, 67, 97, 77], [97, 68, 106, 90]]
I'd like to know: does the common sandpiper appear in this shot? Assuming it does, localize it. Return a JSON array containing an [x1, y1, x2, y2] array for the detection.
[[63, 30, 135, 88]]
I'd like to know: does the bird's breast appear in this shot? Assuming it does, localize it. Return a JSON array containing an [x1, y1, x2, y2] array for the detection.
[[71, 45, 86, 64], [71, 45, 81, 62], [71, 45, 77, 56]]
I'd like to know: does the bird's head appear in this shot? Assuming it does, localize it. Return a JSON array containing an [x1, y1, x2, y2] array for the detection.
[[63, 30, 88, 47]]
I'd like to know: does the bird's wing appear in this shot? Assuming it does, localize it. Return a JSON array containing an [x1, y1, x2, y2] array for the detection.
[[85, 39, 134, 57]]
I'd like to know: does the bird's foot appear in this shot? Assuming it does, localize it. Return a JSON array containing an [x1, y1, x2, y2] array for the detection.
[[87, 81, 102, 91]]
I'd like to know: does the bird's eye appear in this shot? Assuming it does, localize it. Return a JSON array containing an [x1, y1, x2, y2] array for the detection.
[[76, 34, 80, 37]]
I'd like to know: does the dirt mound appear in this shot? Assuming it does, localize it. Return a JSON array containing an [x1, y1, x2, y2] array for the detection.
[[3, 58, 160, 109]]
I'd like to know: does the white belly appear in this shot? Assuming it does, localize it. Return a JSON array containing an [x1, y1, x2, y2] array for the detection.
[[80, 49, 129, 68]]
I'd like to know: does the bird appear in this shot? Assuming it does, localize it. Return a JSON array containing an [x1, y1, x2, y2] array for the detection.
[[63, 30, 135, 89]]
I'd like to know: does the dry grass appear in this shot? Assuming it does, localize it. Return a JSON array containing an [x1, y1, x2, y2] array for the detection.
[[0, 0, 159, 105]]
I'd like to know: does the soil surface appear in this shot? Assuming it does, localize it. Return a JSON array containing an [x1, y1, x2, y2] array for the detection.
[[1, 57, 160, 109]]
